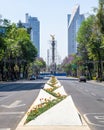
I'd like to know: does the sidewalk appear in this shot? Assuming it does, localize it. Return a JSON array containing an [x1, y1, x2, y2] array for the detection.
[[88, 80, 104, 86]]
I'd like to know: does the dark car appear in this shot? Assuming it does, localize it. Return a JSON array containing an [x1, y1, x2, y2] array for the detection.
[[30, 75, 36, 80], [79, 76, 86, 82]]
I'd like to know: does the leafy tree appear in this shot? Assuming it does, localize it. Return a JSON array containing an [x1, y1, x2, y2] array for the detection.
[[8, 25, 38, 79], [77, 0, 104, 81], [77, 15, 94, 58], [61, 54, 81, 76], [28, 57, 46, 77], [88, 0, 104, 81], [0, 21, 38, 80], [0, 18, 11, 80], [77, 16, 95, 79], [96, 0, 104, 34]]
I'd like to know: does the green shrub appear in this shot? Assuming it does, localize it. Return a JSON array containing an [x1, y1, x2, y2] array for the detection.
[[92, 77, 96, 80]]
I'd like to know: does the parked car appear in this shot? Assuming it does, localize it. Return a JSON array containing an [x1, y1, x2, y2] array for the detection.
[[79, 76, 86, 82], [30, 75, 36, 80]]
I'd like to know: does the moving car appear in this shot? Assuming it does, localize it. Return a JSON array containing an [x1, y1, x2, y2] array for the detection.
[[79, 76, 86, 82]]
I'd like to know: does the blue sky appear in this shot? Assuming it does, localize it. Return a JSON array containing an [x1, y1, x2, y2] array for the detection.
[[0, 0, 98, 63]]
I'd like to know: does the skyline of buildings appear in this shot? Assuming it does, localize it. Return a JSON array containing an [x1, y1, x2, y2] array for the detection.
[[0, 0, 98, 63], [67, 4, 85, 56], [16, 4, 84, 61]]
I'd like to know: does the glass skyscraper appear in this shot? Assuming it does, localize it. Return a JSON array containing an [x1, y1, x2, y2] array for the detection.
[[22, 13, 40, 57], [67, 5, 84, 55]]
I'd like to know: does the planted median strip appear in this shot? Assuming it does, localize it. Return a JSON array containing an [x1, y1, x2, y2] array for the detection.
[[25, 76, 67, 124]]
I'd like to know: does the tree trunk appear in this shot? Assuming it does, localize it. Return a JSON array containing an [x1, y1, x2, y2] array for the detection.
[[98, 60, 102, 81], [87, 64, 92, 80], [97, 51, 102, 81]]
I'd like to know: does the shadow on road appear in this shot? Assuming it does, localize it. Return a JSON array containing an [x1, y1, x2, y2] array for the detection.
[[0, 82, 45, 92], [0, 76, 79, 92]]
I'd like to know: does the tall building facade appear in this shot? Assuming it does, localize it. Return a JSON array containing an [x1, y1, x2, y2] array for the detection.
[[21, 13, 40, 57], [67, 5, 84, 55]]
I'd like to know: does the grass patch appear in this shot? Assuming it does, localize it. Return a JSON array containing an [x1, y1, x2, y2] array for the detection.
[[44, 88, 66, 99], [25, 98, 65, 124]]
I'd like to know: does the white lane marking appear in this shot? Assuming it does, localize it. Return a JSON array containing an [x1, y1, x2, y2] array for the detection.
[[1, 100, 25, 108], [84, 113, 104, 127], [0, 112, 25, 115], [91, 92, 96, 96], [95, 115, 104, 120]]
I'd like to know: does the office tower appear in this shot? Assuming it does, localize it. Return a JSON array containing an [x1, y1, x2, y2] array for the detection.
[[21, 13, 40, 57], [67, 5, 84, 55]]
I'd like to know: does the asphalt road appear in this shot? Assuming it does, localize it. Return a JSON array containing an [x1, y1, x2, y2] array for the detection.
[[0, 79, 46, 130], [0, 76, 104, 130], [58, 77, 104, 130]]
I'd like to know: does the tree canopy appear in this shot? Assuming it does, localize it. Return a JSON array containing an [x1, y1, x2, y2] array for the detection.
[[0, 18, 38, 80]]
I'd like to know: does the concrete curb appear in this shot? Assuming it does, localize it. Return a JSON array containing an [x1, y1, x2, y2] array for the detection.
[[16, 126, 90, 130]]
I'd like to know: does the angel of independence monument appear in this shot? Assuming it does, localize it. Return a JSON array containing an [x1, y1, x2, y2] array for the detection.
[[50, 35, 56, 74]]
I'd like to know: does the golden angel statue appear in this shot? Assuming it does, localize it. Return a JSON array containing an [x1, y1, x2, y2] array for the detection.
[[50, 34, 55, 41]]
